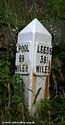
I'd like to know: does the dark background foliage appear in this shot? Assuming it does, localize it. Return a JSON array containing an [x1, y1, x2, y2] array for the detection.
[[0, 0, 65, 124]]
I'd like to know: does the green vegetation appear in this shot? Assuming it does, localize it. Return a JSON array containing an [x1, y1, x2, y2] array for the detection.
[[0, 0, 65, 124]]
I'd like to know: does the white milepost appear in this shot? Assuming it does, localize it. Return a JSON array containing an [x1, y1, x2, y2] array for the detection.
[[15, 18, 52, 110]]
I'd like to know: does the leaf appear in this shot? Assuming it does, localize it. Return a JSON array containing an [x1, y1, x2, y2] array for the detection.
[[32, 87, 42, 106], [26, 88, 35, 96]]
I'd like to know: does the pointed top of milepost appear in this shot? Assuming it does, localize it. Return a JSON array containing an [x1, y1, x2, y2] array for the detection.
[[19, 18, 51, 36]]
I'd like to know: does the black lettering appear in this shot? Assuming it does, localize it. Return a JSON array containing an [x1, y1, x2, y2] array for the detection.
[[40, 55, 43, 63], [26, 45, 29, 52], [40, 56, 47, 63], [26, 64, 28, 72], [42, 66, 44, 73], [36, 65, 48, 74], [42, 66, 47, 73], [24, 45, 27, 52], [46, 47, 49, 54], [19, 45, 21, 51], [39, 66, 41, 73], [37, 45, 40, 53], [16, 64, 29, 73], [45, 66, 47, 73], [22, 64, 28, 73], [44, 46, 46, 54], [22, 64, 25, 72], [44, 56, 46, 63], [22, 55, 24, 62], [36, 65, 40, 72], [50, 48, 52, 55], [41, 46, 44, 53], [18, 44, 29, 52], [19, 55, 24, 62], [37, 45, 52, 55], [21, 45, 24, 52], [19, 55, 21, 62], [24, 45, 26, 52], [47, 56, 48, 63]]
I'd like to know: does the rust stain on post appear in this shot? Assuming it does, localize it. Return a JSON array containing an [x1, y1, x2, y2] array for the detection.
[[32, 73, 37, 103], [44, 60, 51, 98], [44, 76, 49, 98]]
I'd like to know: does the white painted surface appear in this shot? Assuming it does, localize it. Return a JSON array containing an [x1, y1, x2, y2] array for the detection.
[[15, 42, 31, 74], [35, 77, 46, 100], [18, 18, 51, 36], [15, 18, 52, 109], [33, 42, 52, 75]]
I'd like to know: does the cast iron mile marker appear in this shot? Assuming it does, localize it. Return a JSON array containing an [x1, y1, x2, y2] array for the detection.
[[15, 18, 52, 110]]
